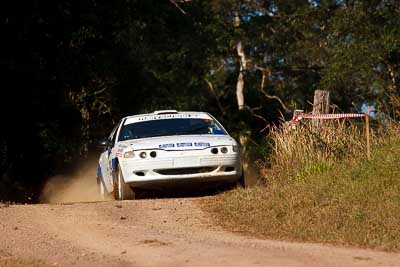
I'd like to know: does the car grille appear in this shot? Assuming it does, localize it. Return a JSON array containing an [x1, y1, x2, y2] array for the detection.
[[154, 167, 217, 175]]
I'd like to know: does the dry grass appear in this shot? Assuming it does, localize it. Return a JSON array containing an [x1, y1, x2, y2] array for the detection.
[[202, 122, 400, 251], [266, 120, 373, 181]]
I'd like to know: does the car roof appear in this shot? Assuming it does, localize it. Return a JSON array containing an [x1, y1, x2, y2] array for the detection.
[[122, 110, 213, 124]]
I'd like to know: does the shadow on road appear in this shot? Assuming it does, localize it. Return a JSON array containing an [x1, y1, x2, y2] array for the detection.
[[133, 183, 237, 200]]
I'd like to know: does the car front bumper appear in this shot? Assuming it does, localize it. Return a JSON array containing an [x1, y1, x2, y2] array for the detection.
[[119, 153, 242, 189]]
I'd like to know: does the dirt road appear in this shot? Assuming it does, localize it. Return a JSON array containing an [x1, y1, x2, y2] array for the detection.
[[1, 198, 399, 267]]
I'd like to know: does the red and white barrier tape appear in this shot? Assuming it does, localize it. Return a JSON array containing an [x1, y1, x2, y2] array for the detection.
[[292, 113, 366, 122]]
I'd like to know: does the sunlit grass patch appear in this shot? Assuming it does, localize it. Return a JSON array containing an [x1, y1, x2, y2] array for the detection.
[[202, 126, 400, 251]]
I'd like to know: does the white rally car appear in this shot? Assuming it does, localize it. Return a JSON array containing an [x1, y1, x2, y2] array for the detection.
[[97, 110, 243, 200]]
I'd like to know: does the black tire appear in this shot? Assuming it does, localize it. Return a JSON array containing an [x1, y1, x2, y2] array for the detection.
[[113, 165, 135, 200]]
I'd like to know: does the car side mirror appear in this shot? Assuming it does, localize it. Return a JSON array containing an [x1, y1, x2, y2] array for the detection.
[[97, 139, 109, 148]]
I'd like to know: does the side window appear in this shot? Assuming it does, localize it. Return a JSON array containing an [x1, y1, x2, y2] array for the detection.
[[107, 121, 121, 147]]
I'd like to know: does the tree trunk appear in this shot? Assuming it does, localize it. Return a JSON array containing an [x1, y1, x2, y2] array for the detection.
[[236, 40, 246, 110]]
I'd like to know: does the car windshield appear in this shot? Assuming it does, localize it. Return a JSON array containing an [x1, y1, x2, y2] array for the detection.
[[118, 118, 227, 141]]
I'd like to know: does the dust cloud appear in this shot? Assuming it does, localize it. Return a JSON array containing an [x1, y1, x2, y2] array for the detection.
[[40, 159, 107, 204]]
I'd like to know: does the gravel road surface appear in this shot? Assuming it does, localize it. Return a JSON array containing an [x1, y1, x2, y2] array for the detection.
[[0, 198, 399, 267]]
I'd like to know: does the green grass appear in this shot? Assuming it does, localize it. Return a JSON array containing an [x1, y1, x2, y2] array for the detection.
[[202, 136, 400, 251]]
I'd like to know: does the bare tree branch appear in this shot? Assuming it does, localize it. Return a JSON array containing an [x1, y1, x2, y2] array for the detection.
[[260, 90, 291, 113], [205, 79, 225, 116], [213, 60, 226, 73], [169, 0, 188, 15], [244, 105, 268, 124], [90, 87, 107, 97], [254, 65, 291, 113]]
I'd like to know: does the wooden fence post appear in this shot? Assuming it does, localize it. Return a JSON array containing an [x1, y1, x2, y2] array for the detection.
[[312, 90, 330, 128], [365, 114, 371, 160]]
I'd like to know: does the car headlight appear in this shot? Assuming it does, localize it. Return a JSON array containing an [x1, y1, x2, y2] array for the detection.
[[232, 146, 240, 153], [123, 151, 135, 158]]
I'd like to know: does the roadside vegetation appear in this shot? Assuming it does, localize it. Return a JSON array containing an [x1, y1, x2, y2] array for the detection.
[[203, 121, 400, 251], [3, 1, 400, 203]]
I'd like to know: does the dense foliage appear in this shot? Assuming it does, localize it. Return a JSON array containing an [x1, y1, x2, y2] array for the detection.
[[1, 0, 399, 201]]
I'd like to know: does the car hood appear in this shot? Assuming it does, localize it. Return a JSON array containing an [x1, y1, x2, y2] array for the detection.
[[120, 135, 238, 151]]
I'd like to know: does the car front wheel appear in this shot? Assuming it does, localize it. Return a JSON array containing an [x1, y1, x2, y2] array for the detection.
[[113, 165, 135, 200]]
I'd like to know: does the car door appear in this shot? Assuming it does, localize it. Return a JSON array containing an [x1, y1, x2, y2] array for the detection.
[[99, 122, 121, 193]]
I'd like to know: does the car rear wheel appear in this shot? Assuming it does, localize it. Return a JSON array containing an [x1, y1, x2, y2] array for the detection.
[[113, 165, 135, 200]]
